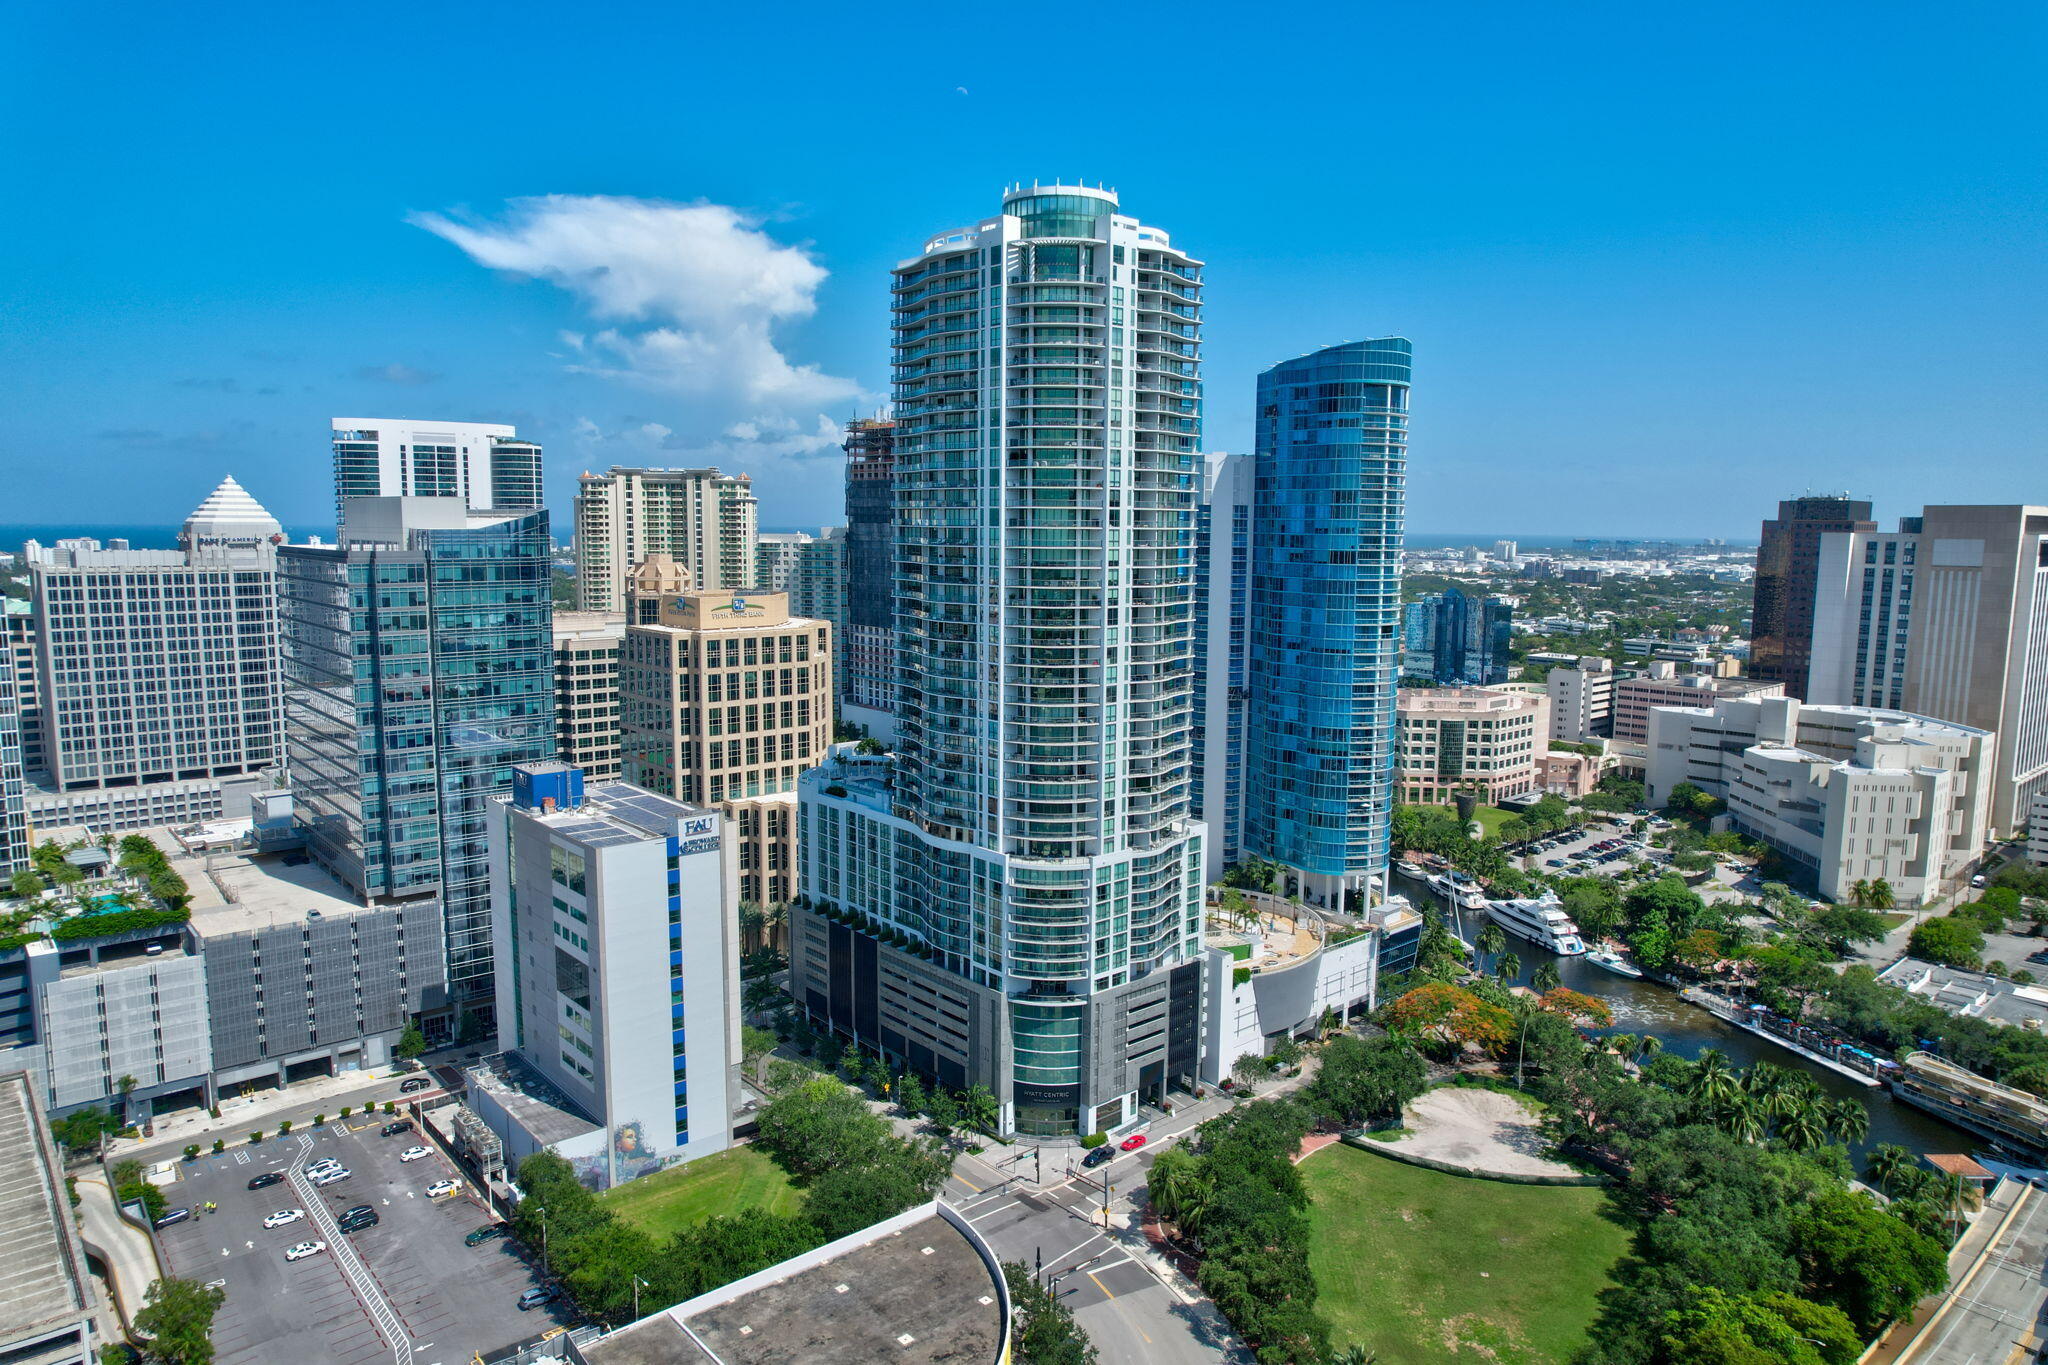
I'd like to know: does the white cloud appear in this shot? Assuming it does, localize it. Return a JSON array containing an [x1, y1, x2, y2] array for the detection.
[[410, 195, 859, 407]]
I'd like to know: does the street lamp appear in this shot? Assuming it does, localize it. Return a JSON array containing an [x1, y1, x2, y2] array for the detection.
[[632, 1275, 649, 1320]]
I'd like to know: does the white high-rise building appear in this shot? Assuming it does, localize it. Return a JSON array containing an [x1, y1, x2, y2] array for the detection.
[[485, 764, 739, 1186], [791, 184, 1208, 1138], [27, 477, 283, 804], [1546, 655, 1615, 742], [330, 418, 542, 521], [574, 467, 760, 610], [754, 532, 813, 592]]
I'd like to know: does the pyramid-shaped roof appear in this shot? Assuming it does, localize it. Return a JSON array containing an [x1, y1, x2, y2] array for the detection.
[[186, 475, 275, 523]]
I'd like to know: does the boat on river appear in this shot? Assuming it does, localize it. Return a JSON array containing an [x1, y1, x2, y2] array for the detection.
[[1680, 988, 1884, 1088], [1586, 945, 1643, 979], [1427, 872, 1489, 912], [1485, 890, 1586, 956]]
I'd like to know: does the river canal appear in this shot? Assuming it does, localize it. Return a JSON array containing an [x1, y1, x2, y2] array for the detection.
[[1439, 902, 1972, 1162]]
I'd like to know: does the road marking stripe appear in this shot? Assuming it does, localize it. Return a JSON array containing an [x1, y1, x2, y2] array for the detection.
[[1086, 1270, 1115, 1300]]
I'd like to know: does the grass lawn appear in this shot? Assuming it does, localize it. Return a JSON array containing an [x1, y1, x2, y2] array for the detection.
[[1302, 1143, 1631, 1365], [1435, 803, 1520, 839], [601, 1145, 803, 1239]]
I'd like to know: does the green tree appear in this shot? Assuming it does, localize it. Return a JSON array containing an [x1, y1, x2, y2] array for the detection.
[[895, 1071, 927, 1117], [959, 1083, 1000, 1134], [1495, 949, 1521, 984], [1306, 1035, 1426, 1128], [1659, 1287, 1859, 1365], [1866, 879, 1895, 911], [753, 1077, 893, 1181], [1004, 1263, 1099, 1365], [1790, 1187, 1948, 1334], [135, 1277, 226, 1365], [804, 1141, 950, 1239], [1531, 961, 1562, 995], [1476, 921, 1508, 975], [9, 868, 46, 900], [393, 1022, 427, 1060], [1908, 916, 1984, 969]]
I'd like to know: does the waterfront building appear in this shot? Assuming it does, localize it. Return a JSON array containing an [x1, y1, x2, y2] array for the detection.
[[0, 1071, 96, 1365], [25, 478, 284, 821], [618, 556, 832, 908], [573, 466, 759, 610], [1750, 495, 1875, 698], [481, 764, 738, 1186], [330, 418, 542, 521], [554, 612, 626, 782], [1645, 694, 1992, 905], [280, 497, 554, 1026], [1395, 687, 1549, 806], [841, 417, 899, 734], [1243, 339, 1410, 909], [1192, 451, 1251, 883], [1546, 655, 1615, 741], [1401, 587, 1511, 685], [791, 184, 1209, 1137]]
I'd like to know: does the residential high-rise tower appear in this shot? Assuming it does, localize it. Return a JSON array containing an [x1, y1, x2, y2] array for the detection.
[[791, 184, 1208, 1136], [1243, 339, 1411, 909], [842, 418, 899, 730], [573, 467, 759, 610]]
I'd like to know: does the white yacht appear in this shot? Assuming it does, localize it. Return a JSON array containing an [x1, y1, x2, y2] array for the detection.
[[1586, 945, 1643, 978], [1485, 890, 1586, 956], [1427, 872, 1489, 912]]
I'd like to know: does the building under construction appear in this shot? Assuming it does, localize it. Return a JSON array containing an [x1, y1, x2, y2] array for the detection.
[[1890, 1051, 2048, 1158]]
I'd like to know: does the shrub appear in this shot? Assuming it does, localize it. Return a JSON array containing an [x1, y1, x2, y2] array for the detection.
[[1079, 1132, 1108, 1149], [384, 1101, 396, 1115], [277, 1120, 293, 1135], [339, 1106, 352, 1119], [182, 1144, 201, 1162], [313, 1113, 325, 1126], [211, 1139, 224, 1154], [208, 1105, 221, 1119], [249, 1130, 263, 1144]]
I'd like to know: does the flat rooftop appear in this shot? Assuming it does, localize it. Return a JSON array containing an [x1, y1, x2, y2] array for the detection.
[[1879, 958, 2048, 1031], [0, 1071, 95, 1346], [148, 829, 377, 935], [582, 1211, 1002, 1365], [467, 1052, 599, 1148]]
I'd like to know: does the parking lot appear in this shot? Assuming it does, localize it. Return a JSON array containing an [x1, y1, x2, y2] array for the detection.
[[156, 1114, 567, 1365]]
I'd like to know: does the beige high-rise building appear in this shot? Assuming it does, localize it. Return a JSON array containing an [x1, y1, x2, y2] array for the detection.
[[553, 612, 626, 781], [574, 467, 759, 611], [618, 555, 833, 912]]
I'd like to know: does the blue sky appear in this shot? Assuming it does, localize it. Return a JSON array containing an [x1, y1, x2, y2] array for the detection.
[[3, 2, 2043, 538]]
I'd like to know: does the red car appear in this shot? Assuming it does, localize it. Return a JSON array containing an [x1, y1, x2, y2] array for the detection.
[[1119, 1133, 1148, 1152]]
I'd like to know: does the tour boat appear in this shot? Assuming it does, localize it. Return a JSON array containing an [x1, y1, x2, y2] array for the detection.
[[1484, 890, 1586, 956]]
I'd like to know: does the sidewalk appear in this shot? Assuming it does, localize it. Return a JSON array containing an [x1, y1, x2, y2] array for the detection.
[[1860, 1177, 2029, 1365], [74, 1170, 161, 1333], [115, 1066, 403, 1160]]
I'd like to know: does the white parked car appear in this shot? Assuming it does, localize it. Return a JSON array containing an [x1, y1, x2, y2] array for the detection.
[[425, 1179, 462, 1199], [305, 1159, 342, 1177], [399, 1145, 433, 1163], [312, 1168, 352, 1187], [284, 1240, 327, 1262], [261, 1208, 306, 1229]]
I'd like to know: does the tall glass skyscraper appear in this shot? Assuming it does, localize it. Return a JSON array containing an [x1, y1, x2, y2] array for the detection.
[[1244, 338, 1411, 910], [791, 184, 1207, 1137], [280, 498, 555, 1027]]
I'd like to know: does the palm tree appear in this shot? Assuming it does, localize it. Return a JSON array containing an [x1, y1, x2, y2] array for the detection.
[[1719, 1095, 1766, 1145], [1477, 922, 1508, 975], [1635, 1035, 1664, 1065], [1830, 1097, 1870, 1147], [1532, 961, 1562, 995], [1687, 1048, 1740, 1107], [1496, 950, 1522, 984], [1849, 879, 1872, 909], [1864, 1143, 1913, 1195], [1936, 1171, 1982, 1239], [116, 1073, 138, 1126], [1869, 879, 1896, 910], [764, 900, 789, 951], [1777, 1099, 1829, 1151], [737, 901, 766, 951]]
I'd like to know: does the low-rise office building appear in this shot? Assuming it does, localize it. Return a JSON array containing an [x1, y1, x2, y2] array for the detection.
[[1395, 688, 1550, 806], [1646, 695, 1993, 906], [482, 765, 739, 1188], [1611, 661, 1783, 746]]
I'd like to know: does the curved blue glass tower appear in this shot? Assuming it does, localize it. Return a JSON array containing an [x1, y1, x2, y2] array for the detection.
[[1244, 338, 1411, 909]]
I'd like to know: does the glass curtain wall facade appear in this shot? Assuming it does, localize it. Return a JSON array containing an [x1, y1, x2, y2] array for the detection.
[[794, 185, 1208, 1136], [842, 419, 899, 714], [1245, 339, 1411, 909], [281, 505, 555, 1024]]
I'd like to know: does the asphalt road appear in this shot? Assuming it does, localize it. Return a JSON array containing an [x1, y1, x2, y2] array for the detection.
[[945, 1135, 1251, 1364], [156, 1113, 559, 1365], [1905, 1188, 2048, 1365]]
